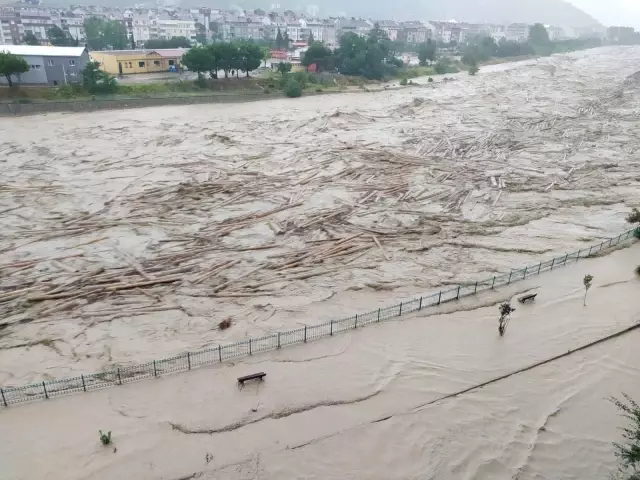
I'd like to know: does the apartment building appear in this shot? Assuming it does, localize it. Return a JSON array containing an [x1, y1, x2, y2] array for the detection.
[[0, 45, 89, 85], [132, 12, 196, 45], [506, 23, 529, 42], [378, 20, 401, 41], [402, 21, 430, 44]]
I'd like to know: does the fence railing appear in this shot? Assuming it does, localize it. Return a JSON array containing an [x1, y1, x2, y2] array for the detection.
[[1, 228, 637, 407]]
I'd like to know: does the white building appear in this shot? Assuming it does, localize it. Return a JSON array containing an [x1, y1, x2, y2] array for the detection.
[[132, 12, 196, 45]]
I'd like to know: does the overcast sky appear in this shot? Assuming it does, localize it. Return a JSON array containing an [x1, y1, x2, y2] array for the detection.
[[570, 0, 640, 27]]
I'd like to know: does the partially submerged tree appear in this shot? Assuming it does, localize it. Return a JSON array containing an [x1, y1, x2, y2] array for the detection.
[[627, 207, 640, 226], [498, 302, 515, 336], [417, 39, 436, 66], [99, 430, 112, 445], [609, 394, 640, 478], [583, 274, 593, 306], [468, 58, 479, 76], [0, 52, 29, 87]]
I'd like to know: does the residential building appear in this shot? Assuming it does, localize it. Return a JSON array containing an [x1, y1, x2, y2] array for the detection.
[[378, 20, 400, 41], [506, 23, 529, 42], [59, 14, 85, 42], [545, 25, 566, 40], [0, 45, 89, 85], [1, 16, 21, 44], [402, 21, 430, 44], [460, 22, 490, 41], [489, 24, 507, 42], [90, 48, 186, 75], [19, 9, 56, 43], [132, 12, 196, 45], [336, 18, 372, 38]]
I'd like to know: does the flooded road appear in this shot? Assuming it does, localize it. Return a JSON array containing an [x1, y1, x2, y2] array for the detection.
[[1, 46, 640, 387], [2, 244, 639, 479]]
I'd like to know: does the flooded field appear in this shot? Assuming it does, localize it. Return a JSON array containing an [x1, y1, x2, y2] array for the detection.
[[1, 46, 640, 388], [2, 245, 639, 480]]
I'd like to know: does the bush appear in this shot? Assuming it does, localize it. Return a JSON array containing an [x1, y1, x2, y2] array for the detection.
[[469, 65, 479, 76], [428, 77, 434, 83], [284, 79, 302, 98], [315, 87, 323, 92], [434, 57, 459, 75], [99, 430, 112, 445], [218, 318, 232, 330], [399, 77, 408, 86], [635, 265, 640, 277]]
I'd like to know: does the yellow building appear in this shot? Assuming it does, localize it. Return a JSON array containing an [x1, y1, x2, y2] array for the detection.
[[89, 49, 187, 75]]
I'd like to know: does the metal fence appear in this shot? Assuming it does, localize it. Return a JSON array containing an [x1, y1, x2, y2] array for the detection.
[[1, 228, 637, 407]]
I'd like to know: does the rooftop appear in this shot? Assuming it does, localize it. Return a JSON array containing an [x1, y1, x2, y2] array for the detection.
[[0, 45, 87, 57]]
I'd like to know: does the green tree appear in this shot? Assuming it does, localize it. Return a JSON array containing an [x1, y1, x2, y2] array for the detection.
[[144, 37, 191, 49], [417, 39, 436, 66], [181, 45, 214, 79], [238, 41, 263, 77], [583, 274, 593, 306], [277, 62, 292, 74], [0, 51, 30, 87], [283, 31, 291, 50], [275, 28, 284, 49], [23, 31, 40, 45], [82, 60, 117, 94], [260, 46, 270, 67], [468, 59, 479, 76], [84, 17, 128, 51], [334, 26, 397, 80], [529, 23, 552, 55], [302, 42, 334, 72], [307, 30, 314, 45], [284, 78, 302, 97], [47, 25, 77, 46], [609, 394, 640, 478]]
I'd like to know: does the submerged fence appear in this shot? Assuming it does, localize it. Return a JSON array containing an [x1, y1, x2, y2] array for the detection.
[[1, 228, 638, 407]]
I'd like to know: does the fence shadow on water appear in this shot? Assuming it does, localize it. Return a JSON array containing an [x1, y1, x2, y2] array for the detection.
[[1, 228, 638, 407]]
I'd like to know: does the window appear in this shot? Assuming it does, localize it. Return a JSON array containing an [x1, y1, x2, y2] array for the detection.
[[47, 59, 54, 66], [138, 61, 145, 67], [30, 64, 41, 70], [168, 60, 175, 66], [153, 60, 160, 66], [128, 62, 133, 68], [68, 59, 75, 66]]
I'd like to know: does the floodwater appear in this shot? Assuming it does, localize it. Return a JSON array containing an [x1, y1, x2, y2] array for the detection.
[[2, 47, 640, 386], [1, 244, 639, 480]]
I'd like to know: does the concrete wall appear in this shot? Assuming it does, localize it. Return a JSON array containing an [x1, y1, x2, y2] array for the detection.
[[0, 54, 48, 85]]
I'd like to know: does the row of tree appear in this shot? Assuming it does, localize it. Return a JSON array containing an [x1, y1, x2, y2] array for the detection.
[[301, 24, 403, 80], [181, 41, 268, 78]]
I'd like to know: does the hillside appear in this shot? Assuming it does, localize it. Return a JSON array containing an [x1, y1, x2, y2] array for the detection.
[[239, 0, 601, 27]]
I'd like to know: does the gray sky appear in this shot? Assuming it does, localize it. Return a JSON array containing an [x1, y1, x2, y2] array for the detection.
[[569, 0, 640, 27]]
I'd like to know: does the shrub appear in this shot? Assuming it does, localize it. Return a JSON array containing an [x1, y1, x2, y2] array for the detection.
[[434, 57, 459, 75], [399, 77, 408, 86], [635, 265, 640, 277], [609, 394, 640, 475], [219, 318, 232, 330], [428, 77, 434, 83], [469, 65, 479, 76], [315, 87, 323, 92], [99, 430, 112, 445], [284, 79, 302, 98]]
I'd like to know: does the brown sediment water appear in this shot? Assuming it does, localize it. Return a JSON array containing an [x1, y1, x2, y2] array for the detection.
[[1, 242, 639, 479]]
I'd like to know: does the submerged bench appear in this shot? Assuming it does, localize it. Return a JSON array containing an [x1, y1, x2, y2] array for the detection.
[[518, 293, 537, 303], [238, 372, 266, 386]]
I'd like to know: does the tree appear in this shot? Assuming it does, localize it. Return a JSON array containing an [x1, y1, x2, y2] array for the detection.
[[82, 60, 117, 94], [47, 25, 77, 46], [275, 28, 284, 49], [609, 394, 640, 478], [583, 274, 593, 306], [238, 41, 263, 77], [217, 42, 237, 78], [0, 52, 29, 87], [260, 46, 270, 67], [529, 23, 552, 55], [498, 302, 515, 336], [144, 37, 191, 49], [334, 26, 398, 80], [282, 31, 291, 50], [181, 45, 214, 79], [307, 30, 314, 45], [277, 62, 292, 74], [84, 17, 128, 51], [417, 39, 436, 66], [468, 60, 479, 76], [302, 42, 334, 72], [627, 207, 640, 225], [23, 31, 40, 46]]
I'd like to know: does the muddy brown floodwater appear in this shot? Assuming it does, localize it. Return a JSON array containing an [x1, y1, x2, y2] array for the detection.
[[1, 46, 640, 391]]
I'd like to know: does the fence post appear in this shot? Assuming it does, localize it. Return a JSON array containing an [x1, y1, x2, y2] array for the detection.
[[456, 286, 461, 300], [474, 281, 478, 293], [277, 332, 281, 348], [354, 314, 358, 328], [418, 297, 423, 311], [330, 320, 333, 336], [437, 291, 442, 305], [117, 368, 122, 385], [218, 345, 222, 362], [551, 258, 555, 270], [576, 249, 581, 261], [42, 381, 48, 400], [537, 262, 542, 274], [399, 302, 403, 315], [304, 326, 307, 343], [187, 352, 191, 370], [588, 245, 593, 256], [0, 388, 6, 407], [491, 276, 496, 289], [523, 266, 527, 278], [508, 270, 512, 284], [81, 374, 86, 392], [249, 339, 252, 355], [153, 360, 157, 377], [564, 253, 568, 265], [377, 309, 381, 322]]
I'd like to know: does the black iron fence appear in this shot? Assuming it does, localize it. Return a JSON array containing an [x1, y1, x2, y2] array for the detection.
[[1, 228, 637, 407]]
